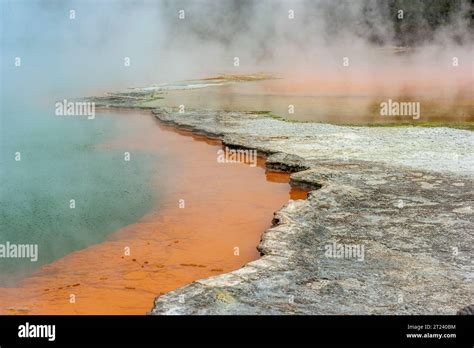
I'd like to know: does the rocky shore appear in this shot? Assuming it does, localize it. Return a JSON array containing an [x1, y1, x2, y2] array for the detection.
[[86, 93, 473, 314]]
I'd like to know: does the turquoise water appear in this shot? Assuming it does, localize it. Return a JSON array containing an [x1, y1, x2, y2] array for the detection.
[[0, 1, 166, 285], [0, 106, 160, 284]]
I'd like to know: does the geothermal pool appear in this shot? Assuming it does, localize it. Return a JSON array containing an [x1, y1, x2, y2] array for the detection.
[[0, 110, 306, 314]]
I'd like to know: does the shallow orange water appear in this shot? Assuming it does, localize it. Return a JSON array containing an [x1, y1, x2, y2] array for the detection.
[[0, 110, 306, 314]]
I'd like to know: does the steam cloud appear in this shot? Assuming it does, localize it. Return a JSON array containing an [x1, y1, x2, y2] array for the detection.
[[2, 0, 473, 98]]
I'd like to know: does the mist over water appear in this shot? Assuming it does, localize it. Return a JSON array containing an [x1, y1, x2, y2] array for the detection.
[[0, 1, 169, 284], [3, 0, 471, 95]]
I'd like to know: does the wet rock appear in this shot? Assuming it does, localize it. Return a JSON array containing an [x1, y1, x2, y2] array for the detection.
[[456, 304, 474, 315], [266, 153, 310, 172]]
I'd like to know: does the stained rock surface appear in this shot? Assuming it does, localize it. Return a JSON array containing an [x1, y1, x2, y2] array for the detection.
[[150, 108, 473, 315], [83, 97, 474, 314]]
